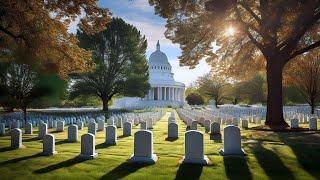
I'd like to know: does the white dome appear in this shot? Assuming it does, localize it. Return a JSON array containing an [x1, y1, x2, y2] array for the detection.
[[149, 41, 169, 65]]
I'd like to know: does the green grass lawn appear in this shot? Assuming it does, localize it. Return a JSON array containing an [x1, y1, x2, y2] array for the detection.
[[0, 109, 320, 180]]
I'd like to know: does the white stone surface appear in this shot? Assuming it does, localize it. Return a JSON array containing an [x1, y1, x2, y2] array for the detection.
[[204, 120, 211, 133], [220, 125, 245, 156], [140, 122, 147, 130], [68, 125, 78, 142], [77, 121, 84, 130], [57, 121, 65, 132], [0, 123, 5, 136], [210, 122, 220, 135], [42, 134, 57, 155], [80, 133, 98, 159], [88, 122, 97, 136], [38, 123, 48, 139], [123, 122, 132, 136], [105, 125, 117, 145], [168, 122, 178, 139], [129, 130, 157, 164], [25, 122, 33, 134], [182, 130, 209, 165], [241, 119, 249, 129], [309, 117, 317, 130], [11, 128, 23, 149], [97, 120, 105, 132], [190, 121, 197, 130], [290, 118, 299, 129]]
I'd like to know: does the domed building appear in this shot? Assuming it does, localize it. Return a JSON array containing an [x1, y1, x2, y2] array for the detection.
[[112, 41, 185, 108]]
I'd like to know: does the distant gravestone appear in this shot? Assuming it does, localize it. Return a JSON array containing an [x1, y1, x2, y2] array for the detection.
[[204, 120, 211, 133], [116, 118, 123, 128], [182, 130, 209, 165], [241, 120, 249, 129], [38, 123, 48, 139], [77, 121, 84, 130], [129, 130, 158, 163], [309, 117, 317, 130], [25, 122, 33, 134], [0, 123, 5, 136], [226, 119, 233, 126], [88, 122, 97, 136], [105, 125, 117, 145], [68, 125, 78, 142], [108, 119, 114, 125], [97, 120, 105, 132], [140, 122, 147, 130], [147, 119, 153, 129], [220, 125, 245, 156], [190, 121, 197, 130], [57, 121, 65, 132], [11, 128, 23, 149], [42, 134, 57, 155], [210, 122, 220, 135], [168, 123, 178, 139], [80, 133, 98, 159], [123, 122, 132, 136], [290, 119, 299, 129]]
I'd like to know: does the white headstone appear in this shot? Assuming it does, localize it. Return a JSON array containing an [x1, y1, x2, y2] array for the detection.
[[25, 122, 33, 134], [168, 123, 178, 139], [116, 118, 122, 128], [88, 122, 97, 136], [97, 120, 105, 132], [77, 121, 84, 130], [80, 133, 98, 159], [123, 122, 132, 136], [309, 117, 317, 130], [38, 123, 48, 139], [11, 128, 23, 149], [210, 122, 220, 135], [220, 125, 245, 156], [129, 130, 158, 163], [241, 119, 249, 129], [290, 118, 299, 129], [105, 125, 117, 145], [182, 130, 209, 165], [190, 121, 197, 130], [140, 122, 147, 130], [204, 120, 211, 133], [68, 125, 78, 142], [0, 123, 5, 136], [57, 121, 65, 132], [42, 134, 57, 155]]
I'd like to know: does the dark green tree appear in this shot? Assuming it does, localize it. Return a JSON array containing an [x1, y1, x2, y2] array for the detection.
[[186, 93, 204, 105], [0, 61, 59, 121], [71, 18, 150, 112]]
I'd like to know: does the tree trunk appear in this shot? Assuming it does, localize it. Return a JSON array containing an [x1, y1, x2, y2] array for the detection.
[[310, 99, 315, 114], [215, 99, 218, 108], [102, 97, 109, 112], [23, 107, 27, 124], [265, 59, 288, 127]]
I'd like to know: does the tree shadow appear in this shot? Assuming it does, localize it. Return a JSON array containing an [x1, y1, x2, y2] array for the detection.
[[175, 163, 203, 180], [95, 143, 114, 149], [33, 156, 88, 174], [165, 137, 178, 142], [210, 134, 222, 143], [55, 139, 70, 145], [118, 135, 129, 139], [0, 146, 14, 152], [0, 153, 42, 166], [275, 132, 320, 179], [249, 142, 295, 179], [99, 162, 151, 179], [223, 156, 252, 180]]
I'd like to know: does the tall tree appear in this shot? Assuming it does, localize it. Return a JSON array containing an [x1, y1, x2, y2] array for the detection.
[[149, 0, 320, 127], [0, 0, 111, 76], [0, 61, 58, 121], [71, 18, 150, 111], [196, 73, 228, 108], [186, 93, 204, 105], [284, 50, 320, 114]]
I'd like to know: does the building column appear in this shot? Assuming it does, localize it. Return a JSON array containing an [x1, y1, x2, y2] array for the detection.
[[173, 88, 176, 101], [160, 87, 162, 101], [151, 88, 154, 100], [157, 87, 160, 100], [164, 87, 167, 101]]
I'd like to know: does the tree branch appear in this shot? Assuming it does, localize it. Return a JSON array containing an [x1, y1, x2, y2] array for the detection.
[[290, 40, 320, 59]]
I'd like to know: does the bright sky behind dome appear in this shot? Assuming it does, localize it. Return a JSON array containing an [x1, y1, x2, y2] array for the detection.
[[74, 0, 212, 86]]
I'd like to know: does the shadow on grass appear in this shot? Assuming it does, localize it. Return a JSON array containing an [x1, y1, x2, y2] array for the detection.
[[23, 137, 40, 142], [165, 137, 178, 142], [55, 139, 70, 145], [95, 143, 114, 149], [175, 163, 203, 180], [0, 146, 14, 152], [275, 132, 320, 179], [223, 156, 252, 180], [249, 142, 295, 179], [33, 156, 88, 174], [0, 153, 42, 166], [210, 134, 222, 143], [118, 135, 129, 139], [99, 162, 151, 179]]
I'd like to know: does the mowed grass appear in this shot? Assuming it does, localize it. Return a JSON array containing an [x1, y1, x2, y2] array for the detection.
[[0, 109, 320, 180]]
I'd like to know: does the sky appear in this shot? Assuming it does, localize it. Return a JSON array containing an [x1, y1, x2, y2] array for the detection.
[[77, 0, 212, 86]]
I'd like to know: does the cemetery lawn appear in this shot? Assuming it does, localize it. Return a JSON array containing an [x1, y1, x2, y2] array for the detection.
[[0, 109, 320, 180]]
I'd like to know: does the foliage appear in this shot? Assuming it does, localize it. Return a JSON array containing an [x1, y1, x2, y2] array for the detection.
[[149, 0, 320, 126], [0, 0, 111, 76], [71, 18, 150, 111], [0, 61, 64, 119], [284, 50, 320, 114], [196, 73, 229, 107], [186, 93, 204, 105]]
